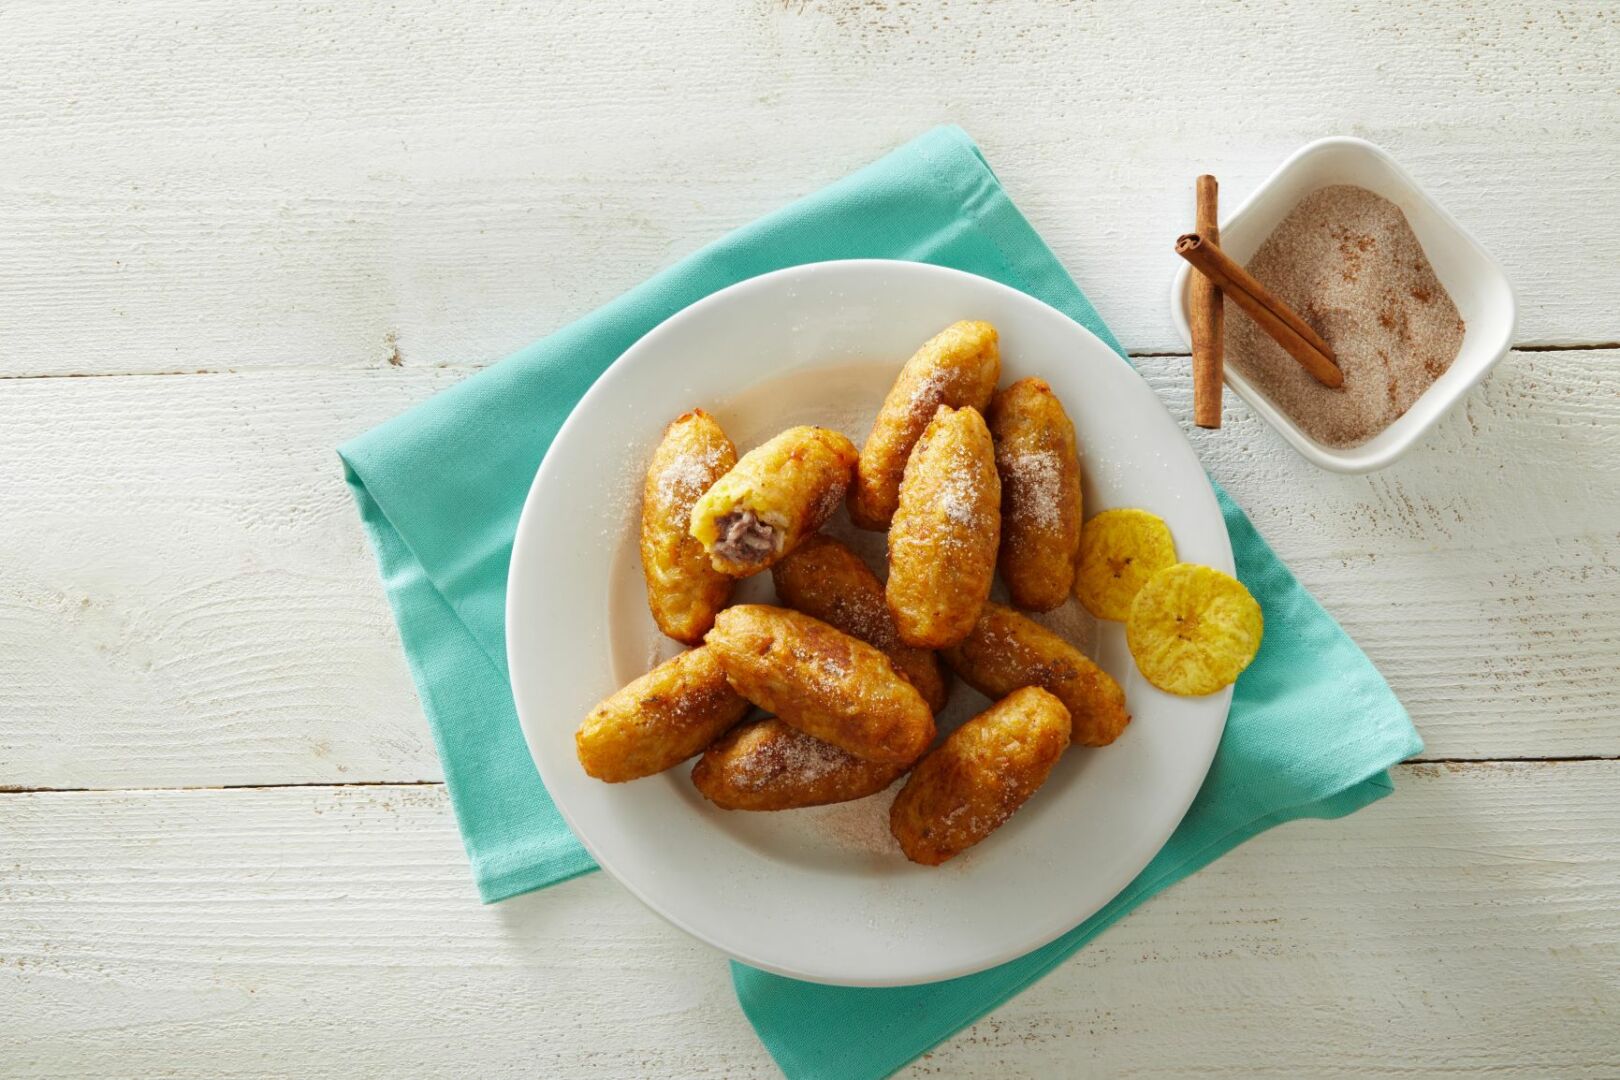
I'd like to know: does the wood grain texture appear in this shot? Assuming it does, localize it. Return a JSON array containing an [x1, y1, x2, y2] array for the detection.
[[2, 762, 1616, 1078], [1, 1, 1617, 379], [0, 368, 461, 789], [2, 4, 1618, 1074], [1155, 349, 1620, 755], [2, 350, 1614, 790]]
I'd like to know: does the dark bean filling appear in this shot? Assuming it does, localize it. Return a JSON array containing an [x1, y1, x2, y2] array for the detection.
[[714, 509, 778, 565]]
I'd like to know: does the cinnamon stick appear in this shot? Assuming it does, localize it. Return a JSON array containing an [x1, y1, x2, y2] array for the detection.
[[1175, 232, 1344, 389], [1189, 176, 1224, 427]]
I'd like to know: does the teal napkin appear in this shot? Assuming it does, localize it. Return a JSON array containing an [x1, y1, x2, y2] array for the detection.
[[339, 126, 1421, 1079]]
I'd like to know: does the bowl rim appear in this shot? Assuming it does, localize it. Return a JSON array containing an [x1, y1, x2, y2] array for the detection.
[[1169, 135, 1517, 474]]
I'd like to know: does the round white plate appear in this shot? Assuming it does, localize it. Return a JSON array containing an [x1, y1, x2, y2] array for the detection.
[[507, 260, 1232, 986]]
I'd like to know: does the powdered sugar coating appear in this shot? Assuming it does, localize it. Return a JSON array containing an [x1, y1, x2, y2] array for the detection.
[[705, 605, 935, 764], [988, 377, 1083, 612], [576, 646, 750, 782], [728, 726, 850, 791], [1002, 448, 1061, 528], [886, 405, 1001, 648], [653, 440, 725, 515], [889, 685, 1070, 865], [942, 601, 1129, 748], [690, 717, 909, 811], [639, 410, 738, 644], [808, 472, 850, 530], [771, 535, 951, 713], [849, 320, 1000, 529]]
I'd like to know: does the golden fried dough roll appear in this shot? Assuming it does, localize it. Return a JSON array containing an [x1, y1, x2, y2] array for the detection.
[[640, 410, 739, 644], [989, 378, 1083, 612], [890, 686, 1071, 865], [849, 321, 1000, 530], [691, 717, 908, 811], [575, 646, 750, 783], [771, 535, 950, 713], [886, 405, 1001, 649], [941, 602, 1130, 747], [689, 425, 858, 577], [704, 605, 934, 764]]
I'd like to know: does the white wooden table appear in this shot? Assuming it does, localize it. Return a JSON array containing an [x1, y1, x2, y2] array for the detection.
[[4, 3, 1617, 1076]]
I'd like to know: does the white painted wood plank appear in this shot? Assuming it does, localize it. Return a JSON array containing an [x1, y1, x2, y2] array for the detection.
[[1, 1, 1616, 378], [1157, 349, 1620, 750], [1, 350, 1615, 790], [0, 368, 462, 789], [2, 762, 1616, 1077]]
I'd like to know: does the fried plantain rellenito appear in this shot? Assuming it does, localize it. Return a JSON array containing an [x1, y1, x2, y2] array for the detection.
[[849, 320, 1000, 530], [941, 601, 1130, 747], [988, 378, 1083, 612], [704, 604, 934, 765], [640, 409, 738, 644], [575, 646, 751, 783], [889, 686, 1071, 865], [689, 425, 857, 577], [771, 535, 950, 713], [690, 717, 908, 810], [886, 405, 1001, 649]]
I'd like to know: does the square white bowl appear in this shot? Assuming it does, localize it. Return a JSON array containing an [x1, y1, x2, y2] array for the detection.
[[1170, 136, 1516, 473]]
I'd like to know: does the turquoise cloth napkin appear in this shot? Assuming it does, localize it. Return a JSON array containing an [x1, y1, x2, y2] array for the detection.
[[339, 126, 1422, 1079]]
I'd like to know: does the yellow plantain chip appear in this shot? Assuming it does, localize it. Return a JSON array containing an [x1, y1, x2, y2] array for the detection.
[[1126, 564, 1263, 696], [1075, 508, 1177, 621]]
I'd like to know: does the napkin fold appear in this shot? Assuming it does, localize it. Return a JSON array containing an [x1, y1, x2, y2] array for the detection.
[[340, 126, 1421, 1079]]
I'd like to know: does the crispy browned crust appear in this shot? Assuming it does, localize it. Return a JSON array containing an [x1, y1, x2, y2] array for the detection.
[[885, 405, 1001, 649], [988, 378, 1083, 612], [849, 321, 1000, 530], [889, 686, 1071, 865], [640, 410, 738, 643], [704, 605, 934, 764], [575, 646, 751, 782], [771, 535, 950, 713], [941, 602, 1130, 747], [690, 717, 908, 810], [689, 425, 858, 577]]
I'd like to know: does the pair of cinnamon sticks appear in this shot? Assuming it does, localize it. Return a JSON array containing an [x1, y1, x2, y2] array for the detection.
[[1176, 176, 1342, 429]]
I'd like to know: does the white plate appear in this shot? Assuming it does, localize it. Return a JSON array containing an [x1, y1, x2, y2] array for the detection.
[[508, 260, 1232, 987]]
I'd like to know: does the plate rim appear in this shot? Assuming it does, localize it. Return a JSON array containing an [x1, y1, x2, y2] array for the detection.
[[507, 258, 1233, 986]]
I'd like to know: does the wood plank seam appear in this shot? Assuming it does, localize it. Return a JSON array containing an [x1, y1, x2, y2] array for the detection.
[[0, 344, 1615, 381], [2, 348, 1613, 785], [4, 753, 1619, 797]]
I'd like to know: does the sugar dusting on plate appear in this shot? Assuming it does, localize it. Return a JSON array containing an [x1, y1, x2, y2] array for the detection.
[[794, 790, 902, 857]]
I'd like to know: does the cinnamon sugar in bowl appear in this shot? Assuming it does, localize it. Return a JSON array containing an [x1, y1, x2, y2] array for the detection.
[[1171, 137, 1516, 474]]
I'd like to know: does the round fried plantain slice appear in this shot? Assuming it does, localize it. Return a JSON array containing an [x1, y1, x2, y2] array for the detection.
[[1126, 564, 1263, 696], [1076, 508, 1177, 621]]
